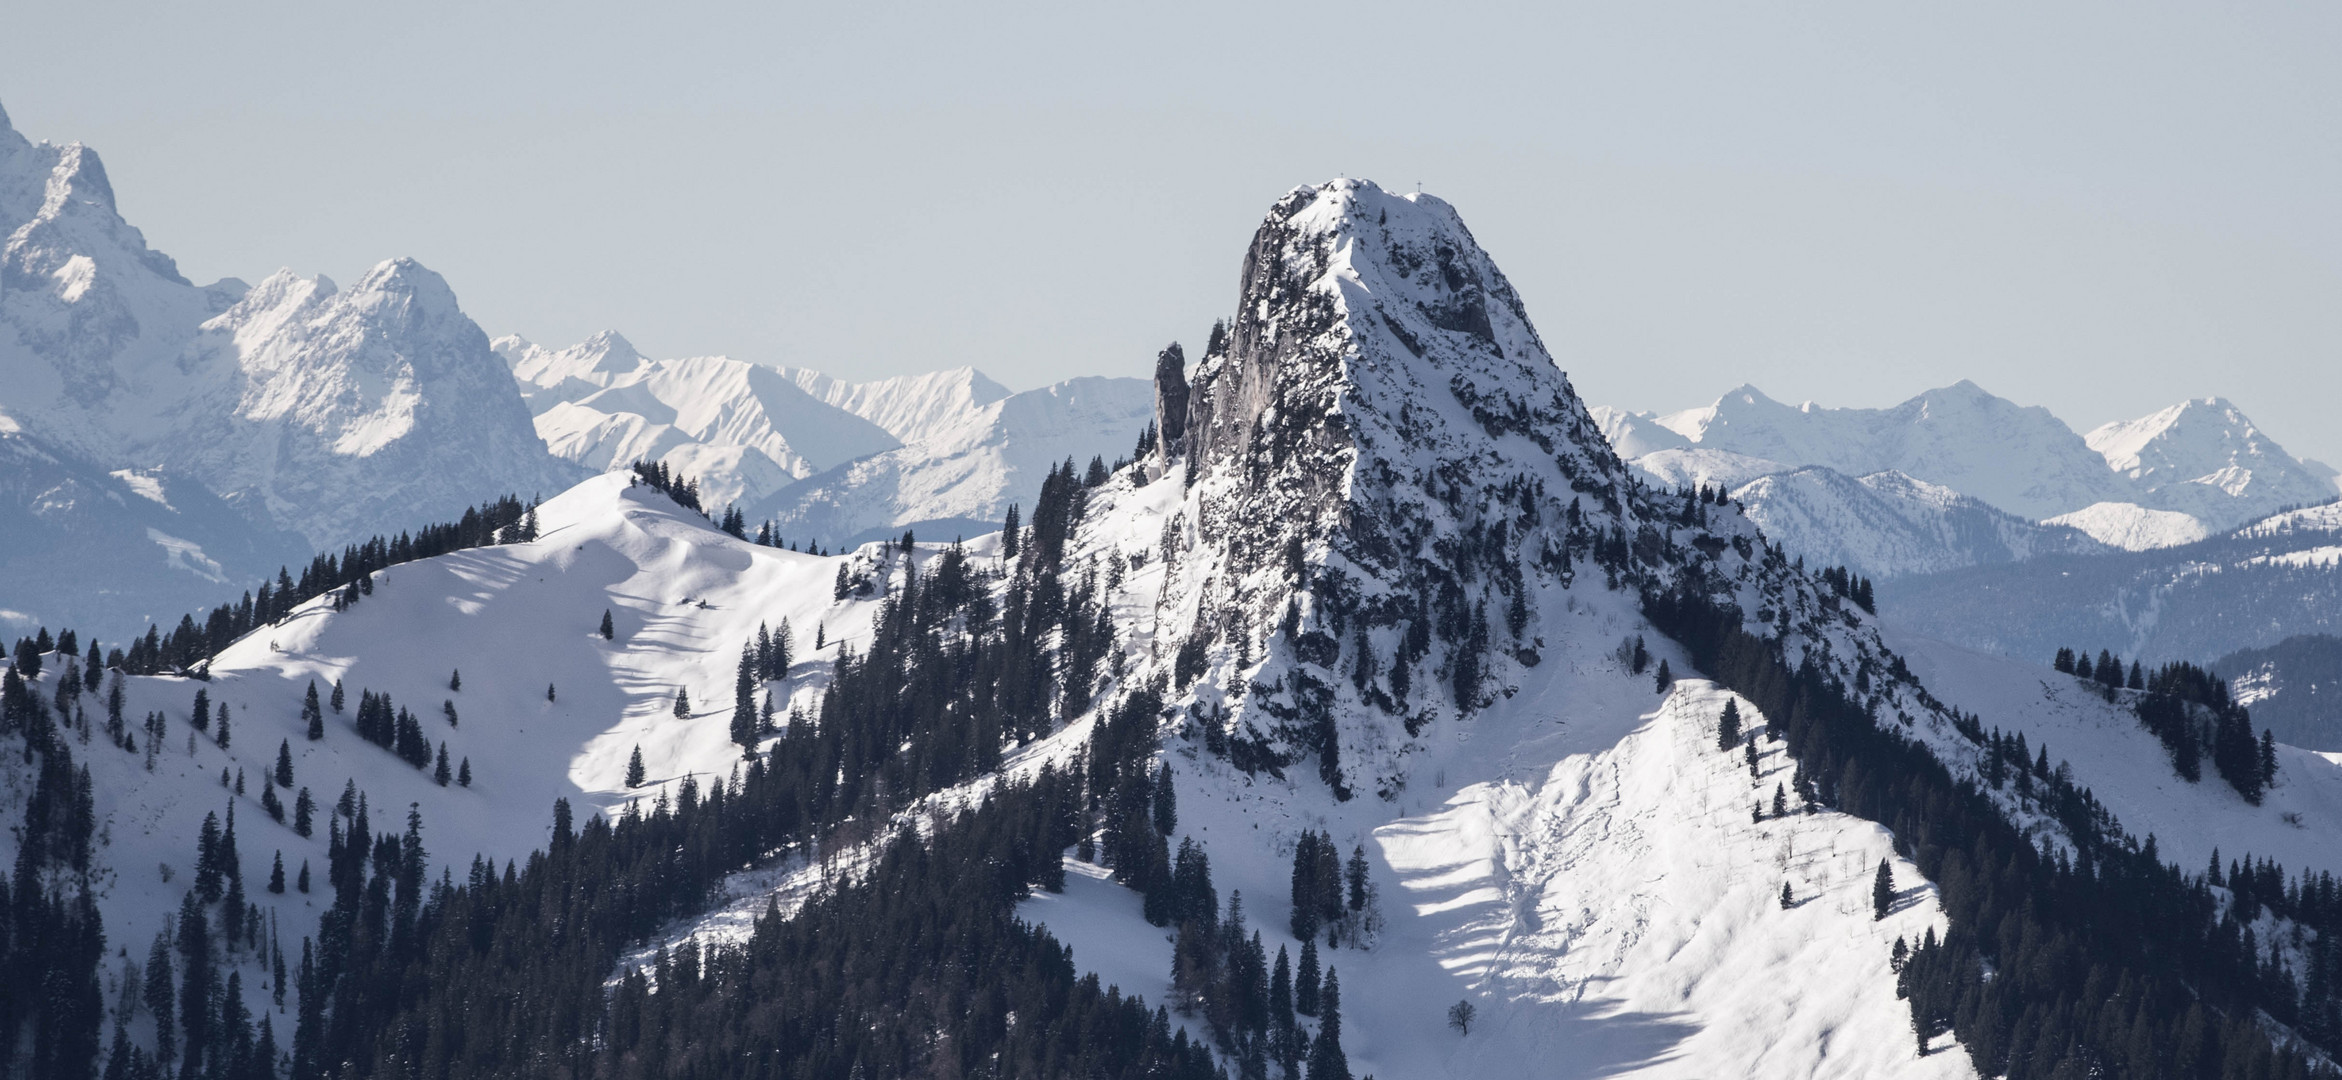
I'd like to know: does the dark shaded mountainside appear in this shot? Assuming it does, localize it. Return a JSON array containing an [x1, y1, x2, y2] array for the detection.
[[1881, 501, 2342, 663], [6, 179, 2338, 1080], [2217, 634, 2342, 751]]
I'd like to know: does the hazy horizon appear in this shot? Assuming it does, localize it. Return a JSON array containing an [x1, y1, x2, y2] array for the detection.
[[9, 2, 2339, 465]]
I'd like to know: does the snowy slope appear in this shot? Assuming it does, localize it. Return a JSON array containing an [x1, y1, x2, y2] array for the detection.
[[1894, 632, 2342, 880], [1734, 467, 2111, 579], [1627, 446, 1791, 491], [0, 470, 926, 1037], [0, 100, 576, 553], [2043, 500, 2215, 550]]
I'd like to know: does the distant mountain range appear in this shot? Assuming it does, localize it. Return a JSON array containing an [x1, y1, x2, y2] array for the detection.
[[500, 332, 1154, 546], [1595, 382, 2337, 579]]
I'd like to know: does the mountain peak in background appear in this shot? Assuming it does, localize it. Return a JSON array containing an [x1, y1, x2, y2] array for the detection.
[[0, 98, 577, 632]]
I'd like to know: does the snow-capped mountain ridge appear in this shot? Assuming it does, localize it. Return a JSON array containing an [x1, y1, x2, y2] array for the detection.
[[0, 100, 576, 556]]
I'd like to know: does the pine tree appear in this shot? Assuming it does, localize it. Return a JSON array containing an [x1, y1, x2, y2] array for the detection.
[[443, 699, 459, 727], [458, 757, 472, 787], [293, 787, 314, 837], [600, 609, 616, 640], [215, 703, 231, 749], [1654, 658, 1673, 693], [1873, 859, 1895, 920], [1152, 763, 1177, 836], [268, 852, 286, 894], [1290, 833, 1321, 941], [330, 678, 345, 713], [1308, 968, 1350, 1080], [450, 669, 462, 692], [192, 687, 211, 732], [1718, 700, 1742, 751], [145, 935, 176, 1068], [1296, 937, 1321, 1016], [1780, 881, 1795, 909], [1271, 946, 1294, 1030], [1773, 783, 1788, 817], [302, 681, 324, 740], [547, 683, 557, 702], [625, 745, 646, 788], [834, 564, 851, 601], [1002, 503, 1020, 559], [296, 860, 310, 893], [732, 644, 758, 749], [434, 742, 452, 786], [673, 687, 692, 718]]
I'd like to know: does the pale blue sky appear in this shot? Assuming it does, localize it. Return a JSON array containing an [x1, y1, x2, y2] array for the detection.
[[9, 2, 2341, 463]]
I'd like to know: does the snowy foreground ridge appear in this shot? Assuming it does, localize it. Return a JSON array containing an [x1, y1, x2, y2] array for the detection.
[[14, 177, 2342, 1079]]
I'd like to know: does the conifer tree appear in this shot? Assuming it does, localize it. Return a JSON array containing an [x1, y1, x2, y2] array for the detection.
[[1718, 700, 1742, 751], [302, 681, 324, 740], [1346, 844, 1369, 912], [458, 757, 472, 787], [192, 687, 210, 732], [1654, 658, 1673, 693], [1308, 968, 1350, 1080], [449, 669, 462, 692], [834, 564, 851, 601], [145, 936, 176, 1069], [1152, 763, 1177, 836], [275, 740, 294, 787], [1271, 945, 1294, 1030], [1001, 503, 1020, 559], [547, 683, 557, 702], [296, 860, 309, 893], [600, 609, 615, 640], [626, 746, 646, 789], [293, 788, 314, 838], [732, 644, 758, 749], [1873, 859, 1895, 920], [1296, 937, 1321, 1016], [443, 700, 458, 727], [434, 743, 452, 786], [674, 687, 692, 718], [330, 678, 344, 713], [1773, 783, 1788, 817], [1290, 832, 1322, 941], [268, 852, 286, 894], [215, 703, 231, 749], [1780, 881, 1795, 909]]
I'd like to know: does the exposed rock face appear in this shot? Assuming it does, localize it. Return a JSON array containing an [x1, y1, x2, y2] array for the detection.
[[1151, 342, 1189, 462], [1135, 179, 1728, 795]]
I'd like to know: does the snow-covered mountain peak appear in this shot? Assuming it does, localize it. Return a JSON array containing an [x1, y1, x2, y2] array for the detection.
[[1188, 177, 1583, 480], [2081, 396, 2336, 524], [498, 328, 650, 393]]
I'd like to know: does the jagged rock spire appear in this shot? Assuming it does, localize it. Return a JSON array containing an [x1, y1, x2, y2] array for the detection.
[[1153, 342, 1189, 464]]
